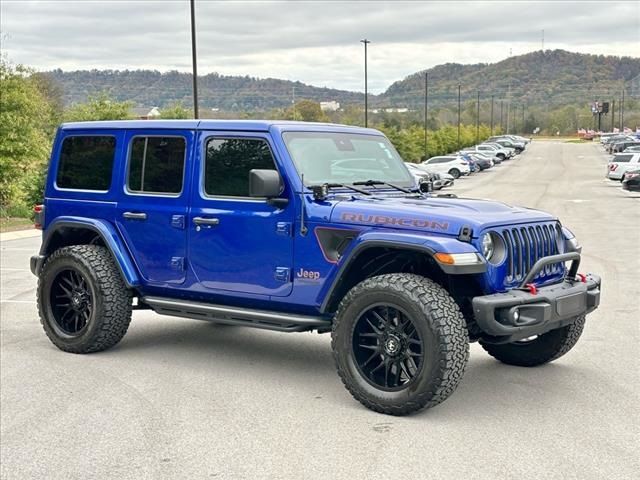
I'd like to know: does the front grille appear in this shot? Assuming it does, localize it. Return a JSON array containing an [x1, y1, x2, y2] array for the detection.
[[500, 222, 564, 285]]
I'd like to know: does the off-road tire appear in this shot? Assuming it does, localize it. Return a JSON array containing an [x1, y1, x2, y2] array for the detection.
[[331, 273, 469, 415], [480, 315, 586, 367], [37, 245, 132, 353], [448, 168, 461, 179]]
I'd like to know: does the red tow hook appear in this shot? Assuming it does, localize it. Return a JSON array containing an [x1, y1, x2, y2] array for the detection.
[[577, 273, 587, 283], [525, 283, 538, 295]]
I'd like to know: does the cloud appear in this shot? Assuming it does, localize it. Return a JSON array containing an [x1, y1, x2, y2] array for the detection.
[[1, 0, 638, 93]]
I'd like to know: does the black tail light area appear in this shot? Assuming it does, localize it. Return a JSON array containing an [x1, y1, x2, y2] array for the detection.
[[33, 204, 44, 230]]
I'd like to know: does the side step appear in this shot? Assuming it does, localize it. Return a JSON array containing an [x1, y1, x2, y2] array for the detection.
[[142, 296, 332, 333]]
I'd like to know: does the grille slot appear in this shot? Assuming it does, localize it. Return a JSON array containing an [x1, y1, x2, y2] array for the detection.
[[499, 222, 564, 285]]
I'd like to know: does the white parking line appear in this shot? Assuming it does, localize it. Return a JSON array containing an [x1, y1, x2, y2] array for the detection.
[[0, 300, 36, 304], [0, 268, 30, 272]]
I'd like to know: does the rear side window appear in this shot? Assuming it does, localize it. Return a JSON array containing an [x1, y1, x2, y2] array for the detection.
[[56, 136, 116, 190], [204, 138, 276, 197], [613, 154, 633, 163], [127, 136, 186, 194]]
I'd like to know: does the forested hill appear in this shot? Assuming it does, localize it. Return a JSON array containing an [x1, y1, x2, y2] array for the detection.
[[383, 50, 640, 107], [45, 50, 639, 111], [45, 69, 364, 110]]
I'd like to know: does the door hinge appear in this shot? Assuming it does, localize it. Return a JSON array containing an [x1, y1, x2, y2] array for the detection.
[[274, 267, 290, 282], [170, 257, 185, 271], [171, 215, 185, 229], [276, 222, 292, 236]]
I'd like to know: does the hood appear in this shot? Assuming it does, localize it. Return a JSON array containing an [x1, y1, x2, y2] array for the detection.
[[330, 195, 556, 237]]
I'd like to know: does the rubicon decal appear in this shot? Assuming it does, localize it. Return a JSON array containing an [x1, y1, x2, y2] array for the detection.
[[341, 213, 449, 231]]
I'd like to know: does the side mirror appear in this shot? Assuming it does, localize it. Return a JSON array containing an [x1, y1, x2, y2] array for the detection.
[[249, 169, 282, 198]]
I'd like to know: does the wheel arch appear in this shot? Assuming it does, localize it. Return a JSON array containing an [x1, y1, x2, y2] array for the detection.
[[38, 217, 141, 288], [319, 236, 486, 314]]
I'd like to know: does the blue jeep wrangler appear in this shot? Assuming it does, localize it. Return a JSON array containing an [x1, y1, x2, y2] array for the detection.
[[31, 120, 601, 415]]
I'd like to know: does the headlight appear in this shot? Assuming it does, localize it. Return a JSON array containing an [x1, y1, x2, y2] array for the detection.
[[562, 226, 582, 253], [481, 233, 494, 260]]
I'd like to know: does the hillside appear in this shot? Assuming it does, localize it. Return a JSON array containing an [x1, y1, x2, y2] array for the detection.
[[44, 50, 640, 111], [46, 69, 363, 111], [383, 50, 640, 107]]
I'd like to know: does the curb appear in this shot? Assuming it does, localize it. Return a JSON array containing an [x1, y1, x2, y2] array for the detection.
[[0, 229, 41, 243]]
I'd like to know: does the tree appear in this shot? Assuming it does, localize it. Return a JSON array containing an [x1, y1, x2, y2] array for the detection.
[[64, 92, 133, 122], [285, 100, 328, 122], [159, 102, 190, 119], [0, 59, 55, 214]]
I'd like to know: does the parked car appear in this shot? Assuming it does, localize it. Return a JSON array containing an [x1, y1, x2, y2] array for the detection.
[[606, 136, 634, 153], [487, 137, 525, 153], [30, 119, 601, 416], [607, 153, 640, 181], [602, 134, 628, 146], [435, 172, 455, 188], [467, 144, 511, 161], [622, 146, 640, 153], [460, 152, 492, 170], [611, 140, 640, 154], [405, 162, 440, 189], [462, 150, 502, 165], [421, 155, 471, 178], [482, 142, 516, 158], [622, 169, 640, 191]]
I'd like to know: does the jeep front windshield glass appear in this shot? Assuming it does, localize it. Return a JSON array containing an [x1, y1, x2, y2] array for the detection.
[[282, 132, 413, 188]]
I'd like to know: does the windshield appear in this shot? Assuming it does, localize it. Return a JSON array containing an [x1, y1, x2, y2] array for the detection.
[[283, 132, 414, 187]]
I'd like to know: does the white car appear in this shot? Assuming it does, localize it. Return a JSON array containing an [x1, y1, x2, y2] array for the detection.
[[420, 155, 470, 179], [608, 153, 640, 180], [482, 142, 517, 158], [405, 163, 452, 190], [467, 144, 512, 161]]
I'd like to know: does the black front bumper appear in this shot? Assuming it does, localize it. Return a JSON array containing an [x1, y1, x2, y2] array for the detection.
[[472, 274, 601, 343]]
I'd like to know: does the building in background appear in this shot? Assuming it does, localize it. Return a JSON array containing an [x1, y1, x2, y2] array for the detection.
[[320, 101, 340, 112]]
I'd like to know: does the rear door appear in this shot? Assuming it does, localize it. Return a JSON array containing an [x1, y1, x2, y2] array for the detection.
[[116, 129, 193, 285], [188, 131, 294, 297]]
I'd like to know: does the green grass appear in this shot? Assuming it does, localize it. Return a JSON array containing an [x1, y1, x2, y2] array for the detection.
[[0, 217, 33, 233]]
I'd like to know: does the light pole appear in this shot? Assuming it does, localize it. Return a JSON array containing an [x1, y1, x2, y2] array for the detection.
[[457, 84, 461, 150], [476, 90, 480, 143], [490, 95, 494, 135], [424, 72, 428, 160], [360, 39, 370, 127], [190, 0, 199, 119]]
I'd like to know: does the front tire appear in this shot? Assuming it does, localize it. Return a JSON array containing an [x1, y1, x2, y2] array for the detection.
[[331, 274, 469, 415], [480, 315, 585, 367], [37, 245, 133, 353]]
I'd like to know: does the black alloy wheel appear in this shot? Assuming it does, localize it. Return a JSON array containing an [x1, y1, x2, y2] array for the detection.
[[352, 304, 424, 391], [49, 268, 93, 336]]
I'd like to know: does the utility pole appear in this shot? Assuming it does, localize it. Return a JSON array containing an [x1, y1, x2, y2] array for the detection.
[[611, 99, 615, 132], [541, 29, 545, 52], [360, 39, 370, 127], [506, 83, 511, 133], [522, 104, 525, 134], [424, 72, 428, 160], [500, 100, 503, 132], [476, 90, 480, 143], [291, 86, 296, 120], [490, 95, 494, 135], [457, 84, 461, 150], [621, 86, 625, 130], [189, 0, 199, 119]]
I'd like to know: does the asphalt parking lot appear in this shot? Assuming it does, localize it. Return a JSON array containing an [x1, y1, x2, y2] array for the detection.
[[1, 140, 638, 480]]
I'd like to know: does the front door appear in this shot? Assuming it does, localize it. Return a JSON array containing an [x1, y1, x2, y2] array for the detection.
[[188, 132, 294, 297], [116, 130, 193, 285]]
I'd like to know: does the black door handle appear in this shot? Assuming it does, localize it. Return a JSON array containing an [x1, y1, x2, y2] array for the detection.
[[193, 217, 220, 226], [123, 212, 147, 220]]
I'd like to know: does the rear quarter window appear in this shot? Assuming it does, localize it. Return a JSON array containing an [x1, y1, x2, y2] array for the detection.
[[56, 136, 116, 190], [613, 154, 633, 163]]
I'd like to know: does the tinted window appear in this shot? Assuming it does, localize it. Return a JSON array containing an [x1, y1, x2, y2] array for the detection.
[[205, 138, 276, 197], [56, 136, 116, 190], [128, 137, 186, 194], [613, 154, 633, 163]]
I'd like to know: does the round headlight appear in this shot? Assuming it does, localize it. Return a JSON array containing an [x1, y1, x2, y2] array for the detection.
[[481, 233, 494, 260]]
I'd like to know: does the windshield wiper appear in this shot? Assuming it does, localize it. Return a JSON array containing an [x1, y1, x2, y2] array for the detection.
[[308, 182, 372, 198], [352, 179, 413, 194]]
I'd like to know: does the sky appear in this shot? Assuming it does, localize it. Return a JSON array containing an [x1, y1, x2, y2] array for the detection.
[[1, 0, 639, 94]]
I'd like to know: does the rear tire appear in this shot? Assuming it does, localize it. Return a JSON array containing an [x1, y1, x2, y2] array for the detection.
[[448, 168, 461, 179], [480, 315, 585, 367], [332, 273, 469, 415], [37, 245, 132, 354]]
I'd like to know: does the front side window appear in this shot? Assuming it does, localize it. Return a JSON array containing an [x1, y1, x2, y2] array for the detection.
[[204, 138, 276, 197], [127, 136, 186, 194], [56, 136, 116, 190], [283, 132, 413, 186]]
